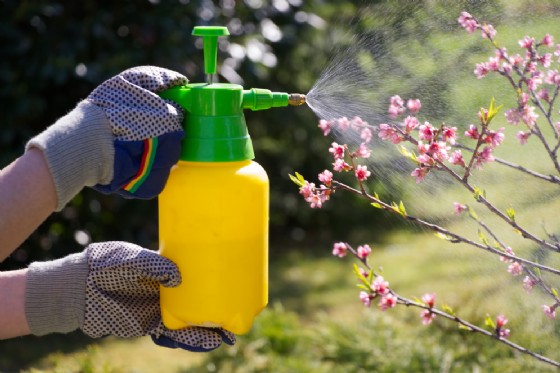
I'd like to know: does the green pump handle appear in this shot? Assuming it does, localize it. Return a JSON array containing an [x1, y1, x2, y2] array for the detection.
[[158, 26, 303, 162]]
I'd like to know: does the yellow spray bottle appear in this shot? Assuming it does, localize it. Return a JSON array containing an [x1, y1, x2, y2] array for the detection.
[[158, 26, 305, 335]]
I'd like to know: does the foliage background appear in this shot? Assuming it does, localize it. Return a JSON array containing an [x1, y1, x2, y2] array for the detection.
[[4, 0, 560, 372]]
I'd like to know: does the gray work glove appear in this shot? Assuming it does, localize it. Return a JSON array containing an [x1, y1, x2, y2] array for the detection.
[[26, 66, 187, 211], [25, 242, 235, 352]]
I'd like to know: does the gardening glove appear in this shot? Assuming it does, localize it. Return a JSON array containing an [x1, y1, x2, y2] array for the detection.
[[26, 66, 187, 211], [24, 241, 236, 352]]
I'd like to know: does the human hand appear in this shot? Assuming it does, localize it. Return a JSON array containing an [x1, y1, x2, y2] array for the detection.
[[25, 241, 235, 352], [26, 66, 187, 211]]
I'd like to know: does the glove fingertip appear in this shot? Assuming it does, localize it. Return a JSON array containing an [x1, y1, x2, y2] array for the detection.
[[215, 328, 236, 345], [151, 335, 217, 353]]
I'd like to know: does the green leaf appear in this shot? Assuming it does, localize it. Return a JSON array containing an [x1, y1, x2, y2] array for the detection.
[[371, 192, 383, 209], [486, 97, 503, 124], [442, 304, 455, 316], [534, 267, 542, 277], [398, 201, 407, 216], [289, 172, 306, 187], [553, 288, 559, 298], [357, 284, 370, 291], [458, 324, 473, 331], [434, 232, 453, 241], [473, 186, 485, 201], [478, 230, 490, 246], [398, 145, 418, 162], [353, 263, 369, 287], [485, 314, 496, 329], [506, 206, 516, 222], [467, 205, 479, 221]]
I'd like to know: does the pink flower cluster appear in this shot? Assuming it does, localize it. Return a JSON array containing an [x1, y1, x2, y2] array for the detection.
[[421, 293, 436, 325], [359, 275, 397, 311], [459, 13, 560, 146], [495, 314, 510, 338]]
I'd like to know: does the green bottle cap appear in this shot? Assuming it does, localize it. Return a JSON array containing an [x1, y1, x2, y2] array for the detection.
[[192, 26, 229, 75]]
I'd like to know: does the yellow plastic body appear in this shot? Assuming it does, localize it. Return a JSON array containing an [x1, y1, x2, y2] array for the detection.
[[159, 160, 269, 335]]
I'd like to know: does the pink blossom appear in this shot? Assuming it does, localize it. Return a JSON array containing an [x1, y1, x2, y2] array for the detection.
[[337, 117, 351, 132], [416, 153, 435, 166], [505, 108, 521, 125], [527, 73, 543, 90], [318, 169, 333, 186], [481, 24, 496, 39], [306, 193, 325, 209], [474, 62, 490, 79], [465, 124, 480, 139], [449, 150, 466, 167], [474, 146, 494, 168], [332, 242, 348, 258], [379, 293, 397, 311], [442, 126, 457, 145], [422, 293, 436, 308], [516, 131, 531, 145], [360, 291, 372, 307], [458, 11, 478, 33], [418, 122, 435, 141], [351, 116, 366, 129], [487, 57, 500, 71], [542, 34, 554, 47], [520, 92, 530, 106], [378, 123, 395, 141], [519, 36, 535, 49], [299, 181, 315, 199], [372, 276, 390, 295], [403, 115, 420, 133], [523, 276, 535, 293], [484, 127, 505, 147], [509, 54, 524, 67], [500, 62, 512, 74], [507, 261, 523, 276], [411, 167, 429, 183], [332, 158, 351, 172], [496, 315, 510, 338], [318, 119, 332, 136], [539, 53, 552, 68], [421, 310, 436, 325], [329, 142, 345, 159], [407, 99, 422, 114], [427, 141, 449, 162], [388, 95, 405, 119], [355, 165, 371, 181], [378, 123, 403, 144], [357, 244, 372, 259], [522, 105, 538, 127], [453, 202, 467, 215], [356, 143, 371, 158], [500, 247, 515, 263], [543, 304, 557, 319], [545, 70, 560, 85], [360, 127, 373, 143], [537, 88, 550, 102]]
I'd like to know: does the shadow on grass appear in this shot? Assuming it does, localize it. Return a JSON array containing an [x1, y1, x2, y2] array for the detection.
[[0, 331, 95, 372]]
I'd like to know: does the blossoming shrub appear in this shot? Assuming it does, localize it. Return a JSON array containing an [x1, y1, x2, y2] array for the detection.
[[291, 11, 560, 368]]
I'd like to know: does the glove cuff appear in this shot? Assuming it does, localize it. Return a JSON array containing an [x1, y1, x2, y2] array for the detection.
[[25, 251, 89, 336], [26, 101, 114, 211]]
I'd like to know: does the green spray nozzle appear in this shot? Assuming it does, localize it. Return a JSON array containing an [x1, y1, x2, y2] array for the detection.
[[192, 26, 229, 82]]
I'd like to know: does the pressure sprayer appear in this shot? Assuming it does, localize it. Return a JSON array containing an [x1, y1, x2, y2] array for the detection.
[[158, 26, 306, 335]]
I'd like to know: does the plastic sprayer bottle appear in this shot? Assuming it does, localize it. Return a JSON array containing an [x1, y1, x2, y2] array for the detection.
[[158, 26, 305, 335]]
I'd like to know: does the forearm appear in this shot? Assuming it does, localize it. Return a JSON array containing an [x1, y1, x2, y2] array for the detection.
[[0, 149, 57, 260], [0, 269, 30, 338]]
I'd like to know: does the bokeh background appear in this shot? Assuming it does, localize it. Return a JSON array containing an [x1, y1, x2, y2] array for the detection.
[[3, 0, 560, 372]]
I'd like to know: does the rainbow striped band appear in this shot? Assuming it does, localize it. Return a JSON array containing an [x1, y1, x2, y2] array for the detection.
[[122, 137, 158, 193]]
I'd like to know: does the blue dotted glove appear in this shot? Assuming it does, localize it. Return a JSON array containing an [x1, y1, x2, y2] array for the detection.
[[25, 242, 236, 352], [27, 66, 187, 210]]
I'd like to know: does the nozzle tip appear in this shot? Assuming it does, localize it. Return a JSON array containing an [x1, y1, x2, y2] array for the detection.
[[288, 93, 306, 106]]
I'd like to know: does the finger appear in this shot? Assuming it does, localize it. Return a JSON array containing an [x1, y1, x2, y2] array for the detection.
[[152, 326, 230, 352]]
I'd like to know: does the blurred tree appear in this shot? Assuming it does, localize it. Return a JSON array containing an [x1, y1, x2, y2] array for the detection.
[[0, 0, 506, 269]]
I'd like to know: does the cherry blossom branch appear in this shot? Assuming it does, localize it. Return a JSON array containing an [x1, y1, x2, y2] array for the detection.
[[341, 242, 560, 368], [331, 180, 560, 276], [455, 144, 560, 185]]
